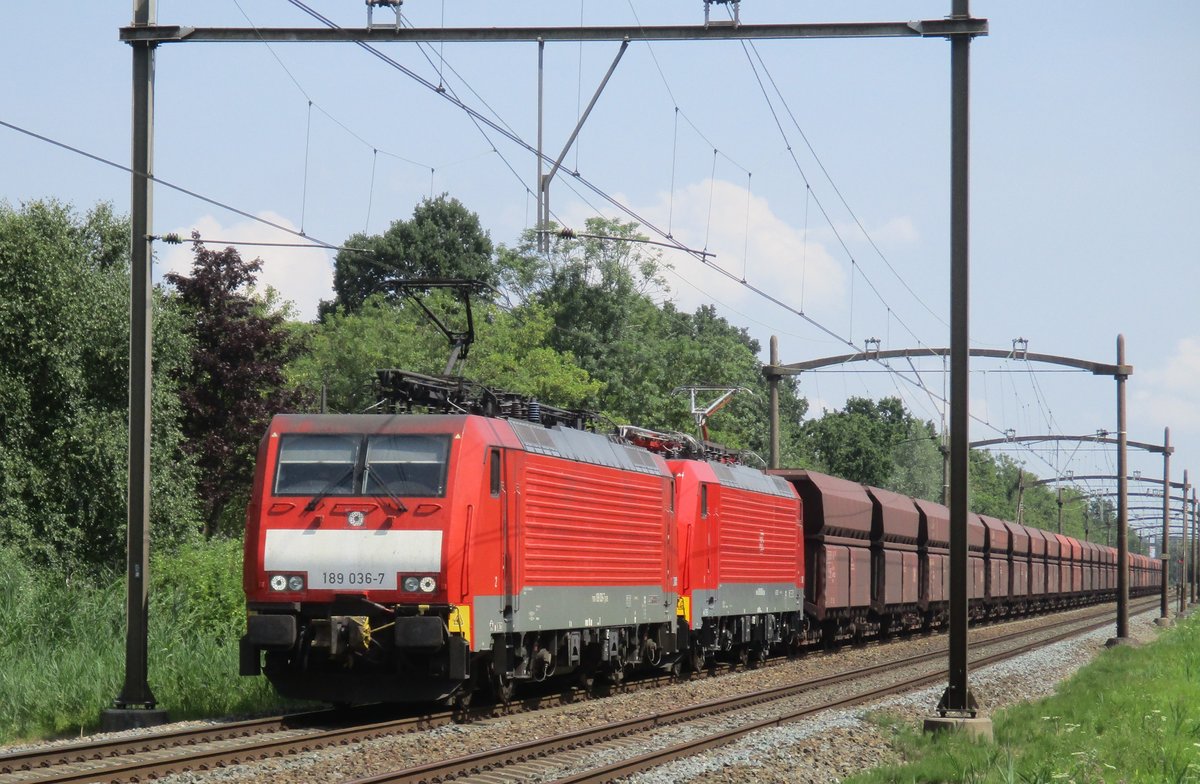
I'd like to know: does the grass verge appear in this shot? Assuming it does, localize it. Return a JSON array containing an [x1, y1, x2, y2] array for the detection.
[[847, 616, 1200, 783], [0, 540, 292, 744]]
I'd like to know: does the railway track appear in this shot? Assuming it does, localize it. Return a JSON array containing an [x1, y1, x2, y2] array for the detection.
[[345, 599, 1157, 784], [0, 598, 1152, 784]]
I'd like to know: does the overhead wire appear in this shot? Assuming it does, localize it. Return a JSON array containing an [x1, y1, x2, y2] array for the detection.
[[735, 36, 929, 355], [39, 6, 1074, 475], [743, 37, 947, 329], [235, 0, 433, 171], [283, 0, 534, 208], [301, 100, 313, 234], [283, 0, 923, 397], [16, 25, 1051, 466], [0, 117, 343, 251], [713, 8, 1067, 468]]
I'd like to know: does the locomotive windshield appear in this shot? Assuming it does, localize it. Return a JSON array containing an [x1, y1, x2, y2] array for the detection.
[[273, 433, 451, 498]]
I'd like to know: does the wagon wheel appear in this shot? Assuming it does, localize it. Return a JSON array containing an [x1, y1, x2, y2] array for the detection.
[[451, 689, 473, 721], [490, 667, 516, 704]]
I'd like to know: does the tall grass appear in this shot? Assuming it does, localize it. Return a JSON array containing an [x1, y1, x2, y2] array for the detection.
[[851, 618, 1200, 783], [0, 540, 289, 744]]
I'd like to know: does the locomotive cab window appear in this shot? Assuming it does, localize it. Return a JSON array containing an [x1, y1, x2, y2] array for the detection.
[[274, 433, 451, 498], [700, 484, 709, 519], [274, 434, 360, 496], [364, 435, 451, 498]]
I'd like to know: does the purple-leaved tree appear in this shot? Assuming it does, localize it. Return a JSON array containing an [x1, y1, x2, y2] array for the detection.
[[166, 234, 304, 537]]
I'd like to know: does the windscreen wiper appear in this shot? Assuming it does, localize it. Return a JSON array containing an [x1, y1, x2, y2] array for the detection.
[[304, 465, 356, 513], [364, 466, 409, 513]]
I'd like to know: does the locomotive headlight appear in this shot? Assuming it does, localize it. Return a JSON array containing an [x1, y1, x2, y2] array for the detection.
[[269, 575, 288, 592], [419, 576, 437, 593], [287, 575, 305, 592], [347, 510, 365, 527], [402, 576, 421, 592]]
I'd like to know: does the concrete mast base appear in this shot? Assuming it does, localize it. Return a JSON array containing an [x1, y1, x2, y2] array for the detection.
[[923, 715, 994, 741]]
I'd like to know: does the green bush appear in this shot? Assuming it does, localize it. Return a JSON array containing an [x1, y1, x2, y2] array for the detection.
[[0, 539, 289, 743], [851, 618, 1200, 783]]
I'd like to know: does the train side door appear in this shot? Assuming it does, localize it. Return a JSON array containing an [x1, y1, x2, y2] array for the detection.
[[490, 448, 517, 624], [701, 482, 718, 605], [480, 448, 515, 627]]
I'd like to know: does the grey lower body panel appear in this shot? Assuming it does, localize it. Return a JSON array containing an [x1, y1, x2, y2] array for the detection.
[[474, 584, 677, 644], [691, 582, 802, 619]]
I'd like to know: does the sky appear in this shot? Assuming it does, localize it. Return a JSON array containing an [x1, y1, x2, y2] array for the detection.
[[2, 1, 1197, 535]]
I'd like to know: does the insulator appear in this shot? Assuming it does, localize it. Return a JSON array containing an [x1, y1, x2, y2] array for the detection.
[[528, 400, 541, 424]]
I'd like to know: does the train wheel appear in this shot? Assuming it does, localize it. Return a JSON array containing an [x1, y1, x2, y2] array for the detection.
[[452, 690, 472, 721], [737, 646, 750, 669], [690, 646, 706, 672], [490, 668, 515, 704]]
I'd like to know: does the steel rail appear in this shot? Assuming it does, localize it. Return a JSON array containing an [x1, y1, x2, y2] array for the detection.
[[343, 599, 1153, 784], [0, 707, 446, 784], [552, 607, 1142, 784]]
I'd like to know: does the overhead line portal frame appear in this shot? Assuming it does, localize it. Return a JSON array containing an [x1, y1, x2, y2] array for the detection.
[[114, 1, 989, 733]]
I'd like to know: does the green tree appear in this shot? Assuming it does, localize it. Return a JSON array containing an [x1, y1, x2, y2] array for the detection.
[[467, 303, 602, 406], [528, 217, 667, 380], [327, 195, 499, 314], [968, 449, 1018, 519], [288, 295, 601, 414], [318, 210, 807, 463], [498, 218, 808, 457], [166, 236, 304, 537], [0, 200, 198, 572], [888, 421, 944, 502], [806, 398, 936, 489]]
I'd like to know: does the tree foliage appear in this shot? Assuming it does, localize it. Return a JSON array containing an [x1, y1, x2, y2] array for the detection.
[[288, 294, 601, 414], [801, 397, 934, 490], [327, 195, 499, 315], [165, 236, 304, 537], [494, 218, 809, 461], [0, 200, 198, 573]]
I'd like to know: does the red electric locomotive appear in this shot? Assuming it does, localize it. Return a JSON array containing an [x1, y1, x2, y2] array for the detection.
[[240, 408, 682, 704], [661, 434, 803, 669]]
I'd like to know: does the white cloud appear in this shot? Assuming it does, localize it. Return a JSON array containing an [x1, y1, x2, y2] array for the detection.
[[158, 212, 333, 321], [657, 179, 845, 317], [1136, 337, 1200, 431], [559, 178, 845, 324], [872, 216, 920, 245]]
